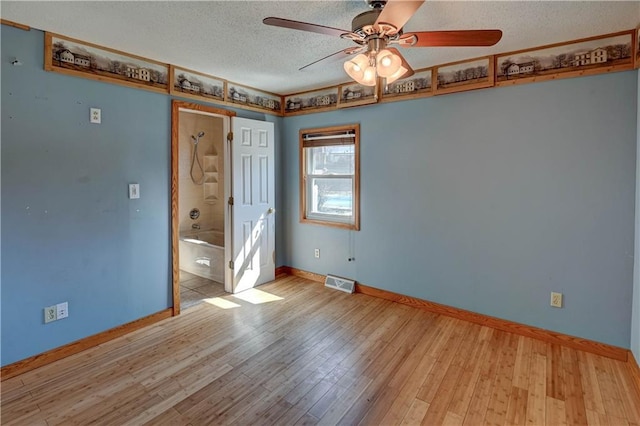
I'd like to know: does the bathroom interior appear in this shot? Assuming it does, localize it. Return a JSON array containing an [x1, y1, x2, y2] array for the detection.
[[178, 110, 227, 309]]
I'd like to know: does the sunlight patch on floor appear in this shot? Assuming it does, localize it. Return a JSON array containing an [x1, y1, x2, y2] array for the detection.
[[203, 297, 241, 309], [232, 288, 284, 305]]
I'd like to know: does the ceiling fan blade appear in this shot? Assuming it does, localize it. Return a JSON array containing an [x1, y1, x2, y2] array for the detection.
[[299, 47, 364, 71], [374, 0, 425, 32], [404, 30, 503, 47], [263, 17, 350, 38]]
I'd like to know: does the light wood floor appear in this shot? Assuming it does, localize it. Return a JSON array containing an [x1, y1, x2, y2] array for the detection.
[[2, 275, 639, 425]]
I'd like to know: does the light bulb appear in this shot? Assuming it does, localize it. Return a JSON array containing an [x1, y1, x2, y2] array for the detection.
[[376, 49, 402, 78], [361, 66, 377, 86]]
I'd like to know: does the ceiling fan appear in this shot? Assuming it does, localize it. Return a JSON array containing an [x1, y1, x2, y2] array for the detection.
[[263, 0, 502, 86]]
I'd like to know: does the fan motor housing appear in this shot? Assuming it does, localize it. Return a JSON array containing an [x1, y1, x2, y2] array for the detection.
[[351, 8, 402, 39], [351, 10, 380, 34]]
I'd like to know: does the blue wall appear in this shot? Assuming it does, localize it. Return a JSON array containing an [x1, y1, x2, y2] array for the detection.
[[282, 71, 637, 348], [0, 25, 282, 366], [1, 25, 172, 365], [633, 69, 640, 361]]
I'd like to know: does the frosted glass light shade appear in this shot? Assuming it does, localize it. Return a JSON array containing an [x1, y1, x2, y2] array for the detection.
[[343, 54, 369, 82], [376, 49, 402, 78], [386, 66, 409, 84]]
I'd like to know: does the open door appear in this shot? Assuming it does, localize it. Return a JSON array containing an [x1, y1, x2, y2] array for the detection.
[[228, 117, 275, 293]]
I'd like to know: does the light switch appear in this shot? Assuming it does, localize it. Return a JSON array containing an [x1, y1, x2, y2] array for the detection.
[[129, 183, 140, 199]]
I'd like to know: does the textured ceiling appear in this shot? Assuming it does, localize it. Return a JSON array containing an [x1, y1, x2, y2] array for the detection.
[[2, 1, 639, 95]]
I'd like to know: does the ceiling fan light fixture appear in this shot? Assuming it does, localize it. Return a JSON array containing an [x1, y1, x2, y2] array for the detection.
[[376, 49, 401, 78], [265, 1, 504, 89]]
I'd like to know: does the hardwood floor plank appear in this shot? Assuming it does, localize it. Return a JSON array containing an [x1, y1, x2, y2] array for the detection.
[[547, 343, 566, 400], [577, 350, 606, 414], [1, 275, 638, 426], [355, 311, 438, 424], [546, 396, 568, 426], [136, 362, 234, 424], [276, 379, 334, 424], [443, 410, 465, 426], [209, 384, 273, 424], [337, 323, 428, 425], [295, 412, 320, 425], [400, 399, 430, 425], [0, 392, 42, 426], [313, 375, 372, 425], [51, 383, 150, 425], [230, 339, 355, 425], [260, 330, 349, 393], [483, 332, 518, 425], [302, 304, 422, 423], [512, 335, 533, 390], [92, 392, 165, 426], [35, 368, 137, 420], [416, 317, 466, 403], [462, 330, 507, 425], [611, 357, 640, 423], [377, 315, 443, 424], [173, 369, 252, 415], [592, 353, 627, 420], [586, 408, 608, 426], [525, 352, 547, 425], [250, 399, 295, 426], [2, 406, 47, 426], [561, 346, 588, 425], [505, 385, 529, 426], [0, 376, 24, 395], [421, 322, 479, 425], [447, 326, 494, 418]]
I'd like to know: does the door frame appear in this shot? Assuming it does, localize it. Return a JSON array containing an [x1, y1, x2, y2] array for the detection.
[[170, 100, 235, 316]]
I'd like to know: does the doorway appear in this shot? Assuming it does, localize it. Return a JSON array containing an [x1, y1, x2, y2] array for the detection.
[[171, 101, 276, 315], [171, 101, 234, 314]]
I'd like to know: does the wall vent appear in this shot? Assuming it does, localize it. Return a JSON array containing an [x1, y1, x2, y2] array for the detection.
[[324, 274, 355, 294]]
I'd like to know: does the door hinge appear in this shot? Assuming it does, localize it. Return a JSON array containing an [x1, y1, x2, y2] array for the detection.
[[228, 197, 234, 206], [229, 260, 234, 269], [227, 131, 233, 142]]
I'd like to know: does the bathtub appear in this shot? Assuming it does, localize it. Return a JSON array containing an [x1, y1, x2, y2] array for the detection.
[[179, 230, 224, 283]]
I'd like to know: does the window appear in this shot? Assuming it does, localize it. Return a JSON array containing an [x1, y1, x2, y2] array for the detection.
[[300, 124, 360, 230]]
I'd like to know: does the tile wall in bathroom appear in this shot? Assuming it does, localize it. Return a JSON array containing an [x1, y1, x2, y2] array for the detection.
[[178, 111, 225, 234]]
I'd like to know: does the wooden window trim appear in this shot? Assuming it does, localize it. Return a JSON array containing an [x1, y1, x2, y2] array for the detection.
[[299, 124, 360, 231]]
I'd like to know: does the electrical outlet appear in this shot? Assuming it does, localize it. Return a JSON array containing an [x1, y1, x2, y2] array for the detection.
[[56, 302, 69, 320], [44, 306, 57, 323], [314, 248, 320, 259], [550, 292, 563, 308], [90, 108, 101, 124]]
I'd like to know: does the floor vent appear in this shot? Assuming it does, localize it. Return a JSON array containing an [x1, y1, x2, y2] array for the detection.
[[324, 274, 355, 294]]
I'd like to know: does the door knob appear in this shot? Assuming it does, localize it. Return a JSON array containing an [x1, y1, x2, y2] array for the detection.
[[268, 207, 275, 214]]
